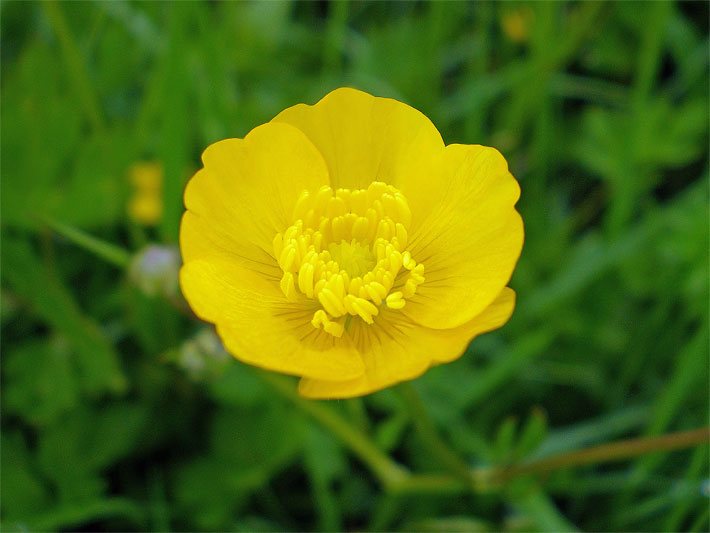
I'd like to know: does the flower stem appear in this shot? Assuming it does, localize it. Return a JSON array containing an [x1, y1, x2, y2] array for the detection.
[[389, 474, 467, 495], [42, 218, 131, 268], [396, 383, 474, 485], [493, 426, 710, 483], [257, 372, 408, 489], [393, 426, 710, 494]]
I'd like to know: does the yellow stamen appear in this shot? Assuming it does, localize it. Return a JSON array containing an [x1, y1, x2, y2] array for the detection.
[[280, 272, 298, 302], [386, 291, 406, 309], [274, 182, 425, 336], [311, 310, 344, 338]]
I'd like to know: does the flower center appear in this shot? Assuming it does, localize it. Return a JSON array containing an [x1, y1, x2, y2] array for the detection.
[[273, 182, 425, 338]]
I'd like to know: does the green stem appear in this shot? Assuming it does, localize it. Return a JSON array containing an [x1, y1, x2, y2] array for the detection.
[[389, 474, 467, 495], [396, 426, 710, 494], [494, 426, 709, 483], [397, 383, 474, 485], [42, 0, 105, 132], [257, 372, 408, 489], [346, 397, 370, 433], [42, 218, 130, 268], [322, 0, 349, 74]]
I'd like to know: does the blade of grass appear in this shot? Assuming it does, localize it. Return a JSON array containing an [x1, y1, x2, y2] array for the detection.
[[397, 383, 473, 485], [256, 372, 408, 489], [2, 236, 126, 394], [159, 3, 192, 243], [42, 217, 130, 268], [607, 0, 672, 236], [25, 498, 144, 531], [531, 404, 649, 459], [511, 484, 578, 532], [497, 427, 709, 482], [322, 0, 349, 74], [664, 445, 709, 531], [42, 1, 105, 132]]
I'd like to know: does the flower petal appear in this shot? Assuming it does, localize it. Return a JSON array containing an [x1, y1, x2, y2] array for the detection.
[[271, 87, 444, 189], [299, 288, 516, 398], [430, 287, 516, 363], [399, 144, 523, 329], [180, 258, 365, 381], [181, 122, 330, 277]]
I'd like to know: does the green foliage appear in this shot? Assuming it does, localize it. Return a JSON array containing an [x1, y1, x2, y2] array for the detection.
[[1, 1, 707, 531]]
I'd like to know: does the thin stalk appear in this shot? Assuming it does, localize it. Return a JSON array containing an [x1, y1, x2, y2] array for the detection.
[[396, 426, 709, 494], [346, 397, 370, 434], [494, 426, 709, 483], [322, 0, 349, 74], [389, 474, 467, 495], [42, 0, 105, 132], [42, 218, 130, 268], [397, 383, 474, 485], [258, 372, 408, 489]]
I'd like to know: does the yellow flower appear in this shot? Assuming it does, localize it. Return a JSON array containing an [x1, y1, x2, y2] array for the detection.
[[127, 162, 163, 225], [180, 88, 523, 399], [501, 8, 533, 44]]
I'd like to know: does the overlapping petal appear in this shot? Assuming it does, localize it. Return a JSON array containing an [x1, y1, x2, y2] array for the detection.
[[272, 87, 444, 190], [180, 258, 365, 380], [398, 144, 523, 329], [181, 122, 330, 278], [298, 288, 516, 398]]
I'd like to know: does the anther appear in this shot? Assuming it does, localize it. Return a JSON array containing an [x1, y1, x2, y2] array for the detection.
[[402, 251, 416, 270], [319, 288, 346, 317], [280, 273, 298, 301], [311, 310, 344, 338], [275, 182, 425, 333], [386, 291, 406, 309]]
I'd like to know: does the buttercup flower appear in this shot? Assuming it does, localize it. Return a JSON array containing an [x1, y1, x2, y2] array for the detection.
[[501, 8, 533, 44], [180, 88, 523, 398], [128, 161, 163, 225]]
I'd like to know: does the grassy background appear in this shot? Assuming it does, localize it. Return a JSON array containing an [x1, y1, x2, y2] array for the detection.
[[1, 1, 708, 531]]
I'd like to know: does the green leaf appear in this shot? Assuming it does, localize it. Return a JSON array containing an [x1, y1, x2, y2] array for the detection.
[[0, 40, 132, 229], [374, 411, 410, 453], [36, 402, 149, 504], [0, 432, 50, 521], [3, 339, 80, 425], [509, 483, 578, 532], [402, 516, 493, 532], [24, 498, 144, 531], [209, 360, 268, 406], [1, 236, 126, 395], [174, 401, 305, 530], [514, 408, 548, 460], [493, 416, 519, 465], [532, 405, 649, 459], [303, 424, 346, 531]]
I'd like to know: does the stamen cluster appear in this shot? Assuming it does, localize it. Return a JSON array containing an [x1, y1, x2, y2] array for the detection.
[[273, 182, 425, 337]]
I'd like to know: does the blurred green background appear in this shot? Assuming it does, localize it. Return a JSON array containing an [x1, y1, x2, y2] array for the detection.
[[1, 1, 708, 531]]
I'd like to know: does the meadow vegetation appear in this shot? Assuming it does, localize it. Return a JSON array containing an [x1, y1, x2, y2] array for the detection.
[[1, 2, 708, 531]]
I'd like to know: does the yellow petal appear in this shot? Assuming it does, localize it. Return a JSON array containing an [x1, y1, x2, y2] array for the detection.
[[180, 258, 365, 381], [430, 287, 516, 363], [399, 144, 523, 329], [181, 122, 330, 274], [271, 87, 444, 190], [298, 288, 516, 398]]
